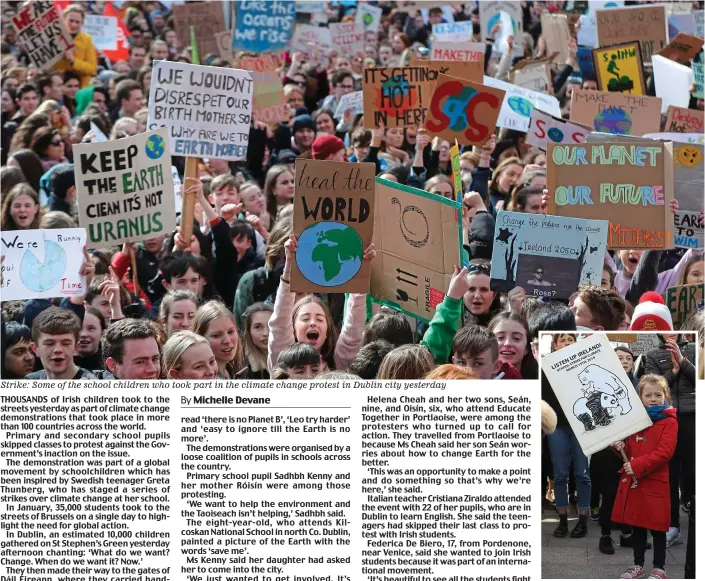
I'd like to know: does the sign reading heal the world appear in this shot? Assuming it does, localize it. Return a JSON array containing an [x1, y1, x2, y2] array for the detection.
[[147, 61, 253, 160], [233, 0, 295, 53], [291, 160, 376, 294], [11, 0, 73, 69], [482, 76, 562, 132], [546, 142, 675, 249], [362, 67, 437, 128], [489, 211, 608, 298], [526, 109, 589, 151], [570, 88, 662, 136], [74, 128, 175, 247], [0, 228, 87, 301]]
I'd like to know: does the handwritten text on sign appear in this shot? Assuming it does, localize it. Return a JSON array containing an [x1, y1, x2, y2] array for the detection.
[[11, 1, 73, 69], [362, 67, 436, 128]]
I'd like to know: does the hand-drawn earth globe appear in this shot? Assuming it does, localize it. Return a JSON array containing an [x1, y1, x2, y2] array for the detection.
[[20, 240, 67, 292], [508, 96, 534, 117], [296, 222, 363, 287], [145, 134, 166, 159], [594, 106, 632, 135]]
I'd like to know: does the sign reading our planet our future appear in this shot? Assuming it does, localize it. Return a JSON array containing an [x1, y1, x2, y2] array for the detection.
[[291, 159, 376, 294]]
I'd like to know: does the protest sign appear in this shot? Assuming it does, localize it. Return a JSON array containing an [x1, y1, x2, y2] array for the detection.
[[11, 0, 73, 69], [432, 21, 473, 42], [577, 46, 597, 81], [90, 122, 108, 143], [692, 51, 704, 99], [371, 179, 462, 322], [362, 67, 437, 128], [290, 24, 333, 67], [334, 90, 363, 119], [0, 229, 87, 301], [546, 141, 675, 249], [664, 106, 704, 134], [214, 31, 233, 62], [668, 13, 696, 39], [482, 76, 562, 132], [424, 74, 505, 145], [672, 143, 704, 249], [290, 160, 376, 294], [410, 53, 484, 84], [355, 2, 382, 33], [233, 0, 295, 53], [479, 1, 523, 58], [172, 166, 183, 215], [542, 334, 652, 456], [570, 89, 662, 136], [295, 1, 324, 13], [489, 211, 608, 298], [593, 42, 646, 95], [653, 55, 693, 113], [658, 33, 704, 64], [526, 109, 589, 151], [172, 1, 225, 58], [450, 142, 461, 199], [74, 128, 175, 248], [541, 13, 572, 64], [430, 41, 484, 62], [663, 283, 704, 329], [147, 61, 253, 160], [329, 21, 365, 56], [83, 15, 117, 51], [509, 59, 553, 94], [578, 0, 624, 48], [596, 4, 667, 63], [643, 132, 705, 145], [236, 54, 288, 125], [696, 10, 705, 38]]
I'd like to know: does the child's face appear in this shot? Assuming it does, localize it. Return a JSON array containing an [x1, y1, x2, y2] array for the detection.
[[492, 320, 528, 369], [287, 361, 322, 379], [166, 299, 197, 336], [33, 333, 77, 376], [463, 274, 495, 315], [232, 234, 252, 260], [618, 249, 643, 277], [686, 260, 704, 285], [172, 343, 218, 380], [241, 186, 266, 216], [452, 349, 498, 380], [166, 267, 202, 296], [87, 294, 112, 320], [571, 296, 597, 329], [641, 383, 665, 407], [601, 268, 613, 290], [617, 351, 634, 373], [5, 339, 35, 377], [78, 312, 102, 356], [211, 185, 240, 212], [249, 311, 271, 352], [294, 303, 327, 352], [205, 315, 239, 364], [553, 334, 575, 350]]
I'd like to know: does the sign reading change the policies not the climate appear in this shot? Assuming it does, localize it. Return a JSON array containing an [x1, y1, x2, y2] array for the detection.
[[291, 160, 376, 294], [74, 128, 175, 247], [11, 0, 73, 69], [147, 61, 253, 160]]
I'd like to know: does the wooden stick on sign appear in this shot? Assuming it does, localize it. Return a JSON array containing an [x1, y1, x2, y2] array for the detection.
[[181, 157, 200, 243], [620, 449, 638, 488], [129, 245, 140, 298]]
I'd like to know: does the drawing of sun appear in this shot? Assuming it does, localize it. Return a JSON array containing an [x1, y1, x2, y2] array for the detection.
[[674, 145, 702, 168]]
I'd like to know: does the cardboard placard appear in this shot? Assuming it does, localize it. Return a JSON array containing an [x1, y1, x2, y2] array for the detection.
[[596, 5, 667, 63], [593, 42, 646, 95], [692, 50, 704, 99], [643, 132, 705, 144], [509, 60, 552, 94], [658, 33, 704, 64], [578, 0, 625, 49], [11, 0, 73, 70], [290, 24, 333, 67], [214, 31, 233, 62], [541, 13, 572, 64], [570, 89, 662, 136], [606, 333, 638, 343], [542, 334, 652, 456], [0, 228, 87, 301], [83, 15, 117, 51], [362, 67, 437, 128], [483, 76, 562, 132], [546, 142, 675, 249], [371, 179, 462, 322], [489, 211, 608, 298], [290, 160, 376, 294], [424, 74, 505, 146], [526, 109, 589, 151], [172, 1, 226, 58], [479, 1, 523, 58], [672, 143, 704, 249], [409, 54, 484, 84], [432, 21, 473, 42], [653, 55, 693, 114], [233, 0, 295, 53], [329, 21, 365, 56], [355, 2, 383, 33], [235, 54, 288, 125], [74, 128, 175, 248], [664, 106, 704, 134], [334, 90, 363, 119], [577, 46, 597, 81], [430, 41, 484, 62], [663, 283, 704, 329], [147, 61, 253, 160]]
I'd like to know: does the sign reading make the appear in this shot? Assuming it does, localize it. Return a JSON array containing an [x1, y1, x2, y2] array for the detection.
[[147, 61, 253, 160], [570, 88, 662, 136], [291, 159, 376, 294], [233, 0, 295, 53], [11, 0, 73, 69], [74, 128, 175, 247], [546, 142, 675, 249]]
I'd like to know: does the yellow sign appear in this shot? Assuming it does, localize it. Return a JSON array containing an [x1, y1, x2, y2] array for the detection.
[[593, 42, 646, 95], [450, 141, 462, 200]]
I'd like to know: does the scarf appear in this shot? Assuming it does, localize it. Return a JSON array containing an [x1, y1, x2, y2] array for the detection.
[[646, 404, 669, 422]]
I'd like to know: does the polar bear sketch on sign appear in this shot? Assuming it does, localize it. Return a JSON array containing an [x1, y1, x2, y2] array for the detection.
[[572, 364, 633, 432]]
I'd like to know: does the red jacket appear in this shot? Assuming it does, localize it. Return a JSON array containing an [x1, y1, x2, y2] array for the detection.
[[611, 407, 677, 532]]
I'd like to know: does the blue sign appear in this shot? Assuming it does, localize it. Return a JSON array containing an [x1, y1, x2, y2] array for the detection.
[[577, 47, 596, 81], [233, 0, 295, 53]]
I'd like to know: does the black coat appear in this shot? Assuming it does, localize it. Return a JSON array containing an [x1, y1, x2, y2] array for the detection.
[[644, 338, 696, 414]]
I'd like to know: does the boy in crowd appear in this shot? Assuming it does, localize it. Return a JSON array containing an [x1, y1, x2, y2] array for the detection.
[[451, 326, 502, 380], [276, 344, 322, 379], [102, 319, 161, 380], [2, 322, 35, 379], [571, 286, 626, 331]]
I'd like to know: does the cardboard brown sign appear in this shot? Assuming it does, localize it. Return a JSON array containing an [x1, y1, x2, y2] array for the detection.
[[541, 13, 572, 64], [409, 54, 483, 83], [172, 1, 226, 58], [596, 5, 667, 62], [546, 142, 675, 249], [371, 179, 462, 322], [362, 67, 437, 128], [593, 42, 646, 95], [570, 89, 662, 136], [662, 282, 704, 329], [510, 59, 553, 94], [606, 333, 639, 343], [290, 160, 376, 294], [235, 54, 288, 125], [214, 31, 233, 62], [664, 106, 705, 134], [658, 33, 704, 64]]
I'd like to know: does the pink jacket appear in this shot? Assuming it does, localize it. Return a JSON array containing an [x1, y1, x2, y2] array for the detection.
[[267, 280, 367, 372]]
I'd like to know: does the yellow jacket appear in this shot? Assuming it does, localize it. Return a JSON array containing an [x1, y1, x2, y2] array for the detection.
[[52, 31, 98, 88]]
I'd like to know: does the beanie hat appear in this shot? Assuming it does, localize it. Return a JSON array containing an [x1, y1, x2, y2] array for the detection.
[[312, 134, 345, 160], [292, 114, 315, 134], [630, 291, 674, 331], [51, 164, 76, 200]]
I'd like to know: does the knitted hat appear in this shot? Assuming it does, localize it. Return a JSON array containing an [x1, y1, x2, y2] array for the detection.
[[50, 164, 76, 200], [311, 134, 345, 160], [630, 291, 674, 331], [292, 114, 315, 134]]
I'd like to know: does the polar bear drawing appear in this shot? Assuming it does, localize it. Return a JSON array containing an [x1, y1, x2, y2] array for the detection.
[[577, 364, 632, 415], [573, 391, 621, 432]]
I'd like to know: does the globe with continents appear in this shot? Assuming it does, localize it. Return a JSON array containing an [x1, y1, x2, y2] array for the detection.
[[145, 134, 165, 159], [296, 223, 363, 286], [20, 240, 67, 292]]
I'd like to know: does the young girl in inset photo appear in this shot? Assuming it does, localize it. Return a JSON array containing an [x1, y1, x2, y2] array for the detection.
[[611, 374, 677, 580]]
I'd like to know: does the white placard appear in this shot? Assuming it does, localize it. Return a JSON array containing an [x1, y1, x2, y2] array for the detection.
[[526, 109, 589, 151], [482, 76, 562, 131], [83, 14, 118, 51], [653, 55, 693, 113], [578, 0, 624, 48], [172, 166, 183, 215], [1, 228, 87, 300], [479, 1, 523, 57], [334, 90, 363, 119], [432, 21, 473, 42], [355, 3, 382, 33], [642, 132, 705, 144], [329, 21, 365, 56], [147, 61, 253, 161], [290, 24, 333, 67]]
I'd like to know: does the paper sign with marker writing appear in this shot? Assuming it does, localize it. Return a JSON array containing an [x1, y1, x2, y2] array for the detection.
[[546, 142, 675, 249], [578, 0, 624, 48], [424, 74, 505, 146], [355, 3, 382, 33], [542, 334, 652, 456], [409, 54, 484, 84], [329, 21, 365, 56], [489, 211, 608, 299], [663, 283, 704, 329], [236, 54, 288, 125], [214, 31, 233, 62], [362, 67, 437, 128], [593, 42, 646, 95], [570, 89, 662, 136], [147, 61, 253, 160], [0, 229, 87, 301], [334, 91, 363, 119], [526, 109, 589, 151], [11, 0, 73, 69], [596, 4, 667, 63], [290, 25, 333, 67], [653, 55, 693, 113], [432, 21, 473, 42], [74, 128, 175, 247], [371, 179, 462, 322], [83, 15, 117, 51], [430, 41, 485, 62], [479, 1, 523, 58], [664, 106, 704, 134], [510, 60, 552, 94], [483, 76, 561, 132], [233, 0, 295, 53]]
